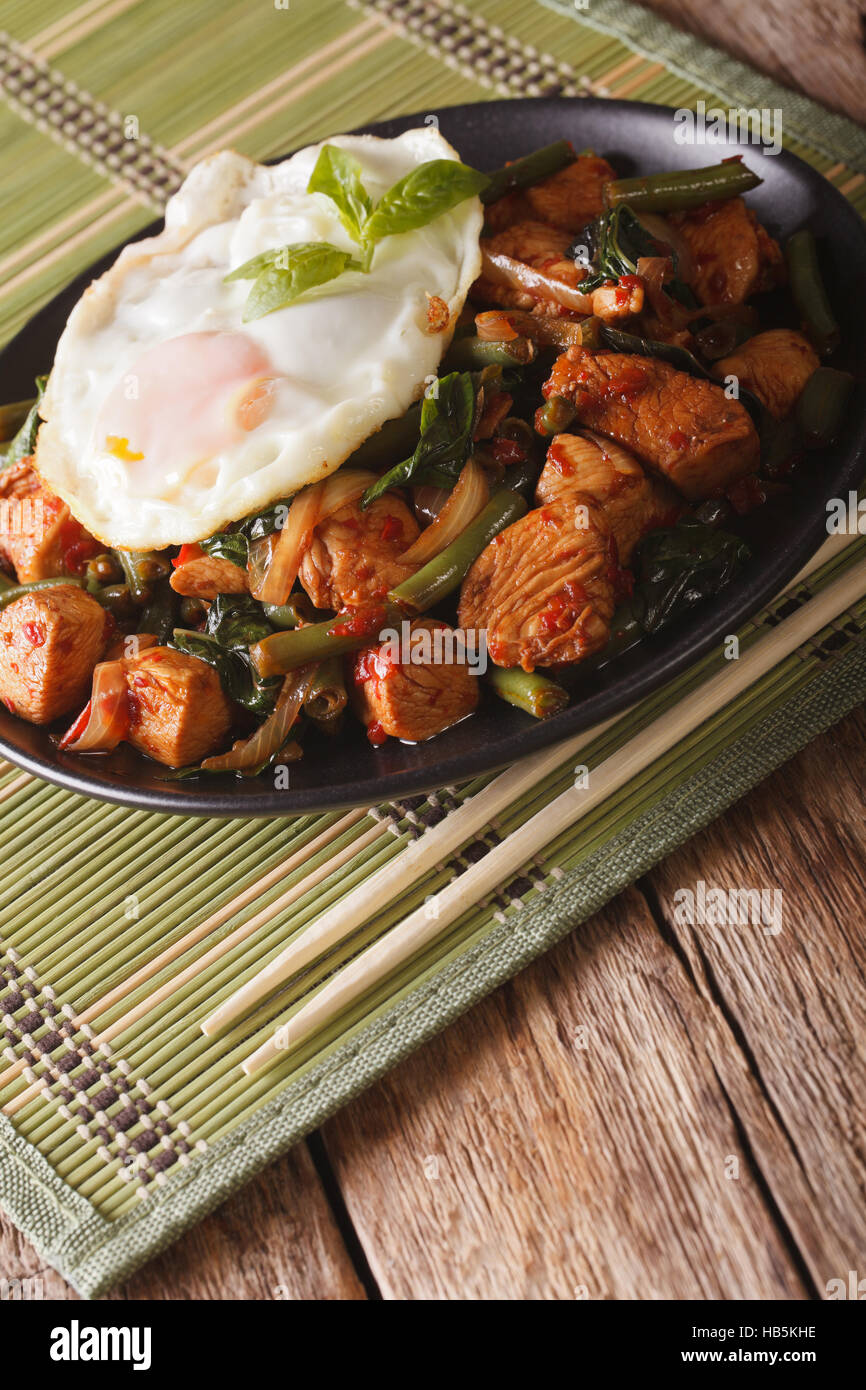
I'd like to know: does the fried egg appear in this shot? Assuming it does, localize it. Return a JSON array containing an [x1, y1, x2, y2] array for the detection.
[[35, 127, 483, 550]]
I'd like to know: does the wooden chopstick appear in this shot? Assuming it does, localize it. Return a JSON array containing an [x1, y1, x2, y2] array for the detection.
[[204, 530, 858, 1039], [240, 548, 866, 1075]]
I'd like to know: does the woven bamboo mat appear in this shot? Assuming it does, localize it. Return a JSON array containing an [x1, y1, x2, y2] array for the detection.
[[1, 0, 865, 1296]]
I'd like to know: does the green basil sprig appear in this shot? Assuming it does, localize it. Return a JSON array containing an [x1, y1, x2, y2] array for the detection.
[[226, 146, 488, 320], [2, 374, 48, 470], [226, 242, 363, 322], [361, 371, 475, 507]]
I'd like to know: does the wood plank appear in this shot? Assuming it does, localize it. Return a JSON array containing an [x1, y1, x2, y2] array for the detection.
[[323, 886, 808, 1299], [638, 0, 866, 124], [0, 1143, 366, 1301], [645, 705, 866, 1295]]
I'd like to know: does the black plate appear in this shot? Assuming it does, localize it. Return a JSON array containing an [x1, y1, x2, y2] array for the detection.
[[2, 97, 864, 815]]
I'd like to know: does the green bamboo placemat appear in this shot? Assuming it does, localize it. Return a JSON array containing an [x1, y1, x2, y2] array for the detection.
[[1, 0, 865, 1296]]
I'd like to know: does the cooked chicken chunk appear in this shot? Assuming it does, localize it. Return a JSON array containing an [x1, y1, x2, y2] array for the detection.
[[671, 197, 784, 305], [536, 432, 681, 563], [475, 219, 642, 321], [483, 155, 614, 237], [713, 329, 819, 420], [475, 220, 584, 313], [458, 496, 616, 671], [299, 495, 419, 611], [0, 460, 99, 582], [170, 552, 249, 600], [352, 617, 479, 743], [544, 347, 760, 499], [122, 646, 233, 767], [524, 154, 616, 232], [0, 585, 110, 723]]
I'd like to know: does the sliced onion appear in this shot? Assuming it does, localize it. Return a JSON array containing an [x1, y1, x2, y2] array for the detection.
[[481, 247, 594, 314], [252, 469, 380, 605], [59, 660, 130, 752], [475, 310, 520, 342], [248, 533, 279, 601], [476, 307, 587, 350], [254, 485, 324, 605], [200, 663, 317, 773], [412, 484, 450, 526], [318, 468, 379, 517], [398, 457, 489, 566]]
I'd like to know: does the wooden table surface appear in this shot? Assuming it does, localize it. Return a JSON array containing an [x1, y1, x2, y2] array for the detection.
[[2, 1, 865, 1301]]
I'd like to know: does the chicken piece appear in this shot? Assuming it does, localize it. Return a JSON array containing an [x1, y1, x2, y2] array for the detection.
[[671, 198, 784, 306], [0, 460, 99, 582], [536, 432, 681, 563], [474, 220, 585, 314], [299, 494, 419, 612], [544, 347, 760, 500], [122, 646, 233, 767], [713, 329, 819, 420], [524, 154, 616, 232], [474, 219, 642, 323], [352, 617, 479, 743], [0, 585, 110, 723], [458, 496, 616, 671], [170, 552, 249, 600], [587, 278, 644, 323]]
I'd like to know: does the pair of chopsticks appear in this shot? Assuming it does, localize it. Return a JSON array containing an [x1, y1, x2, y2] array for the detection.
[[204, 532, 866, 1075]]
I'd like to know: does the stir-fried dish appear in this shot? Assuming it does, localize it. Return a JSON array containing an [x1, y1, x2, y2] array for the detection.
[[0, 131, 853, 776]]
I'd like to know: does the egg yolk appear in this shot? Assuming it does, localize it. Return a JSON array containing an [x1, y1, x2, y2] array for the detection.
[[96, 331, 279, 486]]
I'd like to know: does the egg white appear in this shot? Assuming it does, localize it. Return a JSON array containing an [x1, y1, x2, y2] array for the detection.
[[35, 127, 483, 550]]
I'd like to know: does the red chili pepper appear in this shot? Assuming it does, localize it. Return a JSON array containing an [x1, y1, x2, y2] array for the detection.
[[22, 621, 46, 647], [379, 515, 402, 543], [173, 543, 204, 568], [331, 604, 386, 639], [59, 700, 91, 750], [490, 437, 525, 466]]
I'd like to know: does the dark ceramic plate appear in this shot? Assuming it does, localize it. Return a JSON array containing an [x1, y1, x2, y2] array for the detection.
[[1, 97, 864, 815]]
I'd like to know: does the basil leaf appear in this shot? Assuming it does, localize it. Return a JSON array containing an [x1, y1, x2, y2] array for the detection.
[[3, 374, 48, 470], [307, 144, 372, 244], [634, 520, 749, 633], [198, 530, 249, 569], [361, 371, 475, 506], [363, 160, 487, 241], [172, 593, 281, 715], [243, 243, 362, 321]]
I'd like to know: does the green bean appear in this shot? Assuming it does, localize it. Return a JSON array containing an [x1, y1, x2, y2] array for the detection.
[[262, 593, 317, 629], [535, 395, 577, 437], [0, 570, 14, 592], [111, 548, 172, 603], [0, 575, 86, 611], [178, 595, 208, 627], [304, 656, 348, 724], [443, 335, 535, 372], [85, 552, 124, 587], [252, 605, 398, 677], [0, 398, 36, 443], [94, 583, 137, 619], [486, 665, 569, 718], [138, 579, 178, 642], [604, 160, 760, 212], [391, 489, 528, 614], [482, 139, 575, 205], [253, 490, 527, 675], [795, 366, 853, 448], [785, 230, 841, 356]]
